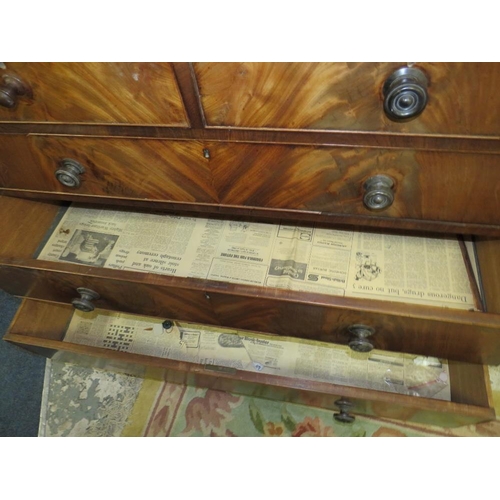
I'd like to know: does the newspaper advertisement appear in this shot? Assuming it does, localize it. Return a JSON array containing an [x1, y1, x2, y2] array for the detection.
[[37, 204, 478, 310], [64, 309, 451, 401]]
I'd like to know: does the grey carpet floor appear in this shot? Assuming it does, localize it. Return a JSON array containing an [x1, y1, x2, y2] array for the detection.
[[0, 289, 45, 436]]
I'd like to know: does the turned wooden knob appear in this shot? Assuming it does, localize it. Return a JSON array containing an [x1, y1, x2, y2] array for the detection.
[[55, 159, 85, 188], [383, 67, 428, 121], [334, 399, 355, 423], [72, 287, 100, 313], [347, 324, 375, 353], [0, 74, 32, 108], [363, 175, 394, 211]]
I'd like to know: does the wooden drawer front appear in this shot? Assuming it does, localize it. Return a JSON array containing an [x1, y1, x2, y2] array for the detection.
[[5, 300, 495, 428], [194, 62, 500, 136], [3, 136, 218, 203], [3, 263, 500, 365], [0, 63, 188, 126], [210, 144, 500, 227], [8, 334, 495, 428], [2, 136, 499, 228]]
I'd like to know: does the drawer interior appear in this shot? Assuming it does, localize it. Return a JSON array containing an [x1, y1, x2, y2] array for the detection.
[[4, 299, 495, 428], [0, 195, 485, 307], [2, 194, 500, 364], [0, 194, 493, 308], [474, 238, 500, 314]]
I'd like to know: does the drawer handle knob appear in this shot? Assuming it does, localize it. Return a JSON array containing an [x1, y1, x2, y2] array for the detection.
[[334, 398, 355, 423], [55, 159, 85, 188], [363, 175, 394, 211], [0, 73, 32, 109], [348, 324, 375, 353], [383, 66, 428, 121], [72, 287, 100, 313]]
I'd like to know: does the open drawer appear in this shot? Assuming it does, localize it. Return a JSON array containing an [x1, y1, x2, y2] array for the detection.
[[4, 299, 495, 428], [2, 195, 500, 364]]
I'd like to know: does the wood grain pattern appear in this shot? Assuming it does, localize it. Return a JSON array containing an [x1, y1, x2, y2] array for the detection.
[[27, 136, 219, 202], [5, 300, 72, 341], [8, 331, 493, 427], [2, 194, 500, 365], [5, 189, 500, 237], [475, 238, 500, 314], [448, 361, 490, 406], [0, 195, 62, 258], [210, 143, 500, 227], [194, 62, 500, 137], [1, 124, 500, 153], [2, 136, 500, 230], [2, 260, 500, 364], [4, 300, 494, 427], [171, 63, 206, 128], [0, 63, 188, 126], [1, 63, 498, 426]]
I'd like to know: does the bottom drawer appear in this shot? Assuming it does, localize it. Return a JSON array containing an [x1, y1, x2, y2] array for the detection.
[[4, 299, 495, 428]]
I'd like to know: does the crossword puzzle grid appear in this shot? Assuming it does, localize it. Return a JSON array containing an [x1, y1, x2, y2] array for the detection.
[[102, 324, 135, 352]]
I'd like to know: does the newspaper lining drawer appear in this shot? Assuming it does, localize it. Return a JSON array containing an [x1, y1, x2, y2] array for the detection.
[[2, 262, 500, 364], [2, 195, 500, 364], [4, 299, 495, 428], [1, 62, 498, 433]]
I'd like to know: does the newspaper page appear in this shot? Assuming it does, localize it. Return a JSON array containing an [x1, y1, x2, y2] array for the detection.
[[37, 204, 478, 310], [64, 309, 451, 401]]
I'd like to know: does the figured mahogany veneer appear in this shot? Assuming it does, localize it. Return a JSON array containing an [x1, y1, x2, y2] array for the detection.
[[1, 135, 500, 234], [1, 62, 499, 427], [194, 62, 500, 137], [0, 63, 188, 126], [3, 261, 500, 365], [2, 195, 500, 365]]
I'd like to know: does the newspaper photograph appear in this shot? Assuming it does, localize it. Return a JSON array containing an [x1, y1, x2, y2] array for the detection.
[[37, 204, 479, 310], [64, 309, 451, 401]]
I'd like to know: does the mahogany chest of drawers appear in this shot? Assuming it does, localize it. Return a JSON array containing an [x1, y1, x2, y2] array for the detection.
[[1, 62, 499, 427]]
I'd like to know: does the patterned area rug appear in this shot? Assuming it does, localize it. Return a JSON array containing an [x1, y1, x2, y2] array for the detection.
[[38, 360, 500, 437]]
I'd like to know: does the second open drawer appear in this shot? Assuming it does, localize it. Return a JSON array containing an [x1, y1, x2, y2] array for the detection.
[[2, 194, 500, 364]]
